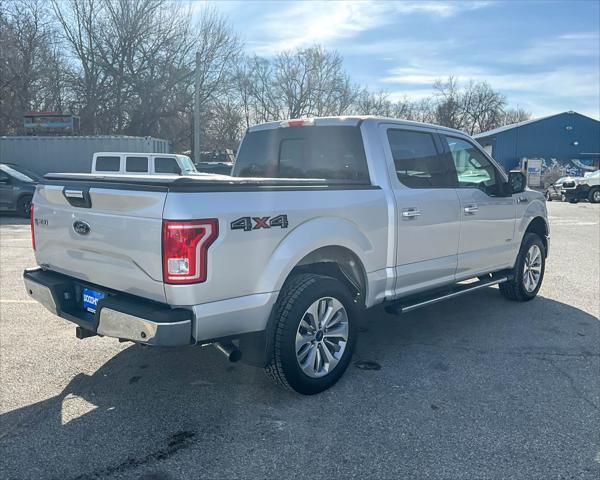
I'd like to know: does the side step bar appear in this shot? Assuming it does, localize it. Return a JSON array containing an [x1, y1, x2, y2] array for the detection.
[[384, 273, 510, 315]]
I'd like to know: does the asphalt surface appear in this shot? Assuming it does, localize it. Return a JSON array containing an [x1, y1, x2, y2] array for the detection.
[[1, 201, 599, 480]]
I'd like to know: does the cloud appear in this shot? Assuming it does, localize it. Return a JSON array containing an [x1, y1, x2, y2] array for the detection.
[[515, 31, 600, 64], [393, 0, 492, 18], [382, 63, 599, 119], [235, 0, 493, 56]]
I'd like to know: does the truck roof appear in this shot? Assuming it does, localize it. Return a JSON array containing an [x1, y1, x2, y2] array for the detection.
[[93, 152, 186, 157], [248, 116, 466, 136]]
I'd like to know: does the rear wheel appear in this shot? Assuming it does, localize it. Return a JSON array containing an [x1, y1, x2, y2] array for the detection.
[[500, 233, 545, 301], [588, 187, 600, 204], [265, 274, 357, 395], [17, 195, 32, 218]]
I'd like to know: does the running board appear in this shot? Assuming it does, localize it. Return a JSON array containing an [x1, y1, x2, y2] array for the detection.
[[384, 273, 510, 315]]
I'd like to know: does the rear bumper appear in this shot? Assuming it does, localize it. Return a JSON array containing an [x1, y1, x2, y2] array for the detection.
[[23, 268, 193, 346]]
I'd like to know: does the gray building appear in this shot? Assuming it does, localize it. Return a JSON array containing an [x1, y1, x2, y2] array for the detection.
[[475, 111, 600, 176], [0, 135, 171, 175]]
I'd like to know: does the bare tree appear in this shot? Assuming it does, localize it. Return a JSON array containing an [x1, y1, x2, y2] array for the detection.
[[501, 107, 532, 126], [0, 0, 68, 134], [353, 90, 393, 116], [202, 99, 244, 151], [51, 0, 110, 134]]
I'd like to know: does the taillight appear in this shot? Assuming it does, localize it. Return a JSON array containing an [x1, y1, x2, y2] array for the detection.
[[162, 219, 218, 284], [30, 202, 36, 251]]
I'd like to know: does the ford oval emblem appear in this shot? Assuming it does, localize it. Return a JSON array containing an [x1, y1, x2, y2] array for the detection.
[[73, 220, 91, 236]]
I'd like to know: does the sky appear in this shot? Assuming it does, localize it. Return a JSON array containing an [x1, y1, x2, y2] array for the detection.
[[198, 0, 600, 120]]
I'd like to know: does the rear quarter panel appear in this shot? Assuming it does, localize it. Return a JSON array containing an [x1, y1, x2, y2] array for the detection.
[[162, 188, 389, 306]]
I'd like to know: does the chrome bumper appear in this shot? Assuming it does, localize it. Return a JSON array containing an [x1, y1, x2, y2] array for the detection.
[[23, 268, 193, 347], [96, 308, 191, 346]]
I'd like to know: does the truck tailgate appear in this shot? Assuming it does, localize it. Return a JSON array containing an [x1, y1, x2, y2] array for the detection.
[[32, 183, 167, 303]]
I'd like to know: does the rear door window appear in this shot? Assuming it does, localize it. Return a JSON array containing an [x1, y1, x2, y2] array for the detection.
[[155, 157, 181, 174], [387, 129, 456, 188], [125, 156, 148, 173], [95, 156, 120, 172], [233, 126, 370, 182]]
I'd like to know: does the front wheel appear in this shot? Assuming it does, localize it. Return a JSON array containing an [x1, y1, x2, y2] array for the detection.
[[17, 195, 32, 218], [500, 233, 546, 301], [265, 274, 357, 395], [588, 187, 600, 204]]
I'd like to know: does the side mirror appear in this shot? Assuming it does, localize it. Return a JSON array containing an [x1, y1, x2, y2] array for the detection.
[[508, 171, 526, 194]]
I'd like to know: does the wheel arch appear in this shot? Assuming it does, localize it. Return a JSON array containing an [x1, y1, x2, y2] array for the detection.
[[256, 216, 373, 298], [289, 245, 368, 306], [523, 216, 549, 255]]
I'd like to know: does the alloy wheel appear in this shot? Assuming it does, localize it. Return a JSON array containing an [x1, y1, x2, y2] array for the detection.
[[295, 297, 349, 378], [523, 244, 542, 293]]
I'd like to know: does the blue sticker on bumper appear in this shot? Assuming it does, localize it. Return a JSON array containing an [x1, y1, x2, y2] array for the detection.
[[83, 288, 106, 314]]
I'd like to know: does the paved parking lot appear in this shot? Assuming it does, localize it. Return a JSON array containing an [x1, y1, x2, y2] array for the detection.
[[1, 201, 598, 480]]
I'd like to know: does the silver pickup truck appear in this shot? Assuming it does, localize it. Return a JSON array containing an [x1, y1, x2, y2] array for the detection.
[[24, 117, 549, 394]]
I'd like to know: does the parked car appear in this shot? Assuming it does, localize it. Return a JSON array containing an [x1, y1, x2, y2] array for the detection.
[[195, 161, 233, 176], [92, 152, 199, 175], [0, 163, 41, 217], [24, 116, 549, 394], [544, 176, 571, 201], [561, 170, 600, 203]]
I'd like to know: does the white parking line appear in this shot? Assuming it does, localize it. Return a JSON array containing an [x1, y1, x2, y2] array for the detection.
[[0, 299, 38, 304]]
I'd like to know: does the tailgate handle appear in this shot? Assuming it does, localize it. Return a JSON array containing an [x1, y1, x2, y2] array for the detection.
[[64, 189, 84, 199], [62, 187, 92, 208]]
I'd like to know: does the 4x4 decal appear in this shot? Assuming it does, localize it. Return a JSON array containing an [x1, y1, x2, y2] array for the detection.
[[231, 214, 289, 232]]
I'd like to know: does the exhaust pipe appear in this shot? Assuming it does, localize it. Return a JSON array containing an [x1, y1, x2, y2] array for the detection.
[[214, 341, 242, 363]]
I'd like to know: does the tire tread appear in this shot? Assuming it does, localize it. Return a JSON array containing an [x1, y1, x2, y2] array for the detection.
[[264, 274, 323, 391]]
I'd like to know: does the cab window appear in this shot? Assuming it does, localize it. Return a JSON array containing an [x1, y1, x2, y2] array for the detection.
[[125, 156, 148, 173], [443, 136, 499, 195], [387, 129, 456, 188], [95, 156, 120, 172]]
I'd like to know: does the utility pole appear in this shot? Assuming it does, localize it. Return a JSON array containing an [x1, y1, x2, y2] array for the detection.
[[194, 51, 201, 164]]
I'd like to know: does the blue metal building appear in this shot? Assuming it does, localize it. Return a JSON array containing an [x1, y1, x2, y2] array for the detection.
[[474, 111, 600, 176]]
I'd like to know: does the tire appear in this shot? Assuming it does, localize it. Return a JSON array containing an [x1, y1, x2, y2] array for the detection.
[[588, 187, 600, 204], [500, 233, 546, 302], [16, 195, 32, 218], [545, 191, 552, 201], [265, 273, 357, 395]]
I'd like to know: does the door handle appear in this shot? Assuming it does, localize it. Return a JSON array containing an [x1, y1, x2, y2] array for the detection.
[[401, 208, 421, 219], [463, 204, 479, 215], [517, 196, 529, 203]]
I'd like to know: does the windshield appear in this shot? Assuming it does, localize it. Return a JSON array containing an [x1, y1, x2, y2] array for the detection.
[[232, 126, 370, 182], [0, 164, 38, 182], [178, 156, 197, 173]]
